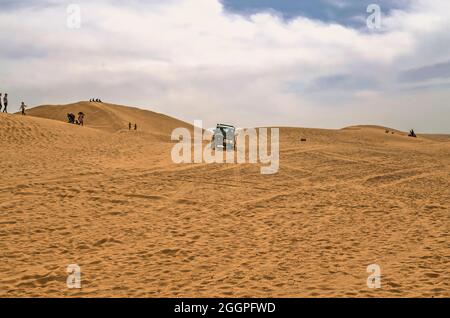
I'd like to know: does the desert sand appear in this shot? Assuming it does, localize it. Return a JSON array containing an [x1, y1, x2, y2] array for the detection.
[[0, 101, 448, 297]]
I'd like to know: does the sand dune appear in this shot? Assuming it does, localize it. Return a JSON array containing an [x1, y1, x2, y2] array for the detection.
[[0, 102, 449, 297], [27, 101, 193, 136]]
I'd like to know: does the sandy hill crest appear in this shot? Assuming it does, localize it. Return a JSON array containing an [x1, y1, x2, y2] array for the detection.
[[4, 102, 447, 146], [26, 101, 193, 136]]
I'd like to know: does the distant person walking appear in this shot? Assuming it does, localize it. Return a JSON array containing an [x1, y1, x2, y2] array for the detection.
[[134, 123, 137, 131], [19, 102, 27, 115], [129, 122, 132, 130], [2, 93, 7, 113]]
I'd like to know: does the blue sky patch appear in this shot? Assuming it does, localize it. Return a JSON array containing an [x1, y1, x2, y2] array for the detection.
[[221, 0, 412, 27]]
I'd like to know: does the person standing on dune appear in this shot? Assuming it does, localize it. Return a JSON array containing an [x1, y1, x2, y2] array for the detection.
[[2, 93, 7, 113], [129, 122, 132, 130], [19, 102, 27, 115], [134, 123, 137, 131], [78, 112, 85, 126]]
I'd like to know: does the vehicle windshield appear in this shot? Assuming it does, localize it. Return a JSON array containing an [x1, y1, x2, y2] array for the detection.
[[216, 126, 235, 137]]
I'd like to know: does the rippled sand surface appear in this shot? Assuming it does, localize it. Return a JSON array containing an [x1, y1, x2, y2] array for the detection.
[[0, 102, 448, 297]]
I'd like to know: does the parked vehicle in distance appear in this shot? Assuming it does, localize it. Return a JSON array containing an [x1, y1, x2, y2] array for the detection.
[[212, 124, 236, 150]]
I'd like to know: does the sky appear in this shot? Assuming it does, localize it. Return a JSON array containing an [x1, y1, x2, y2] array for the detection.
[[0, 0, 449, 132]]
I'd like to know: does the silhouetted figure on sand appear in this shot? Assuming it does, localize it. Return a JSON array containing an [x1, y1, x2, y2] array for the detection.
[[78, 112, 85, 126], [129, 122, 132, 130], [134, 123, 137, 131], [2, 93, 8, 113], [20, 102, 27, 115], [408, 129, 417, 138], [67, 113, 76, 124]]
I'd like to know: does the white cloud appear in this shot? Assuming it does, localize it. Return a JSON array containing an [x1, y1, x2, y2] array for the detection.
[[0, 0, 449, 132]]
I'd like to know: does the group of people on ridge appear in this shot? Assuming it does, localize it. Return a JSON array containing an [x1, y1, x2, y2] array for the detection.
[[0, 93, 27, 115], [89, 98, 103, 103]]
